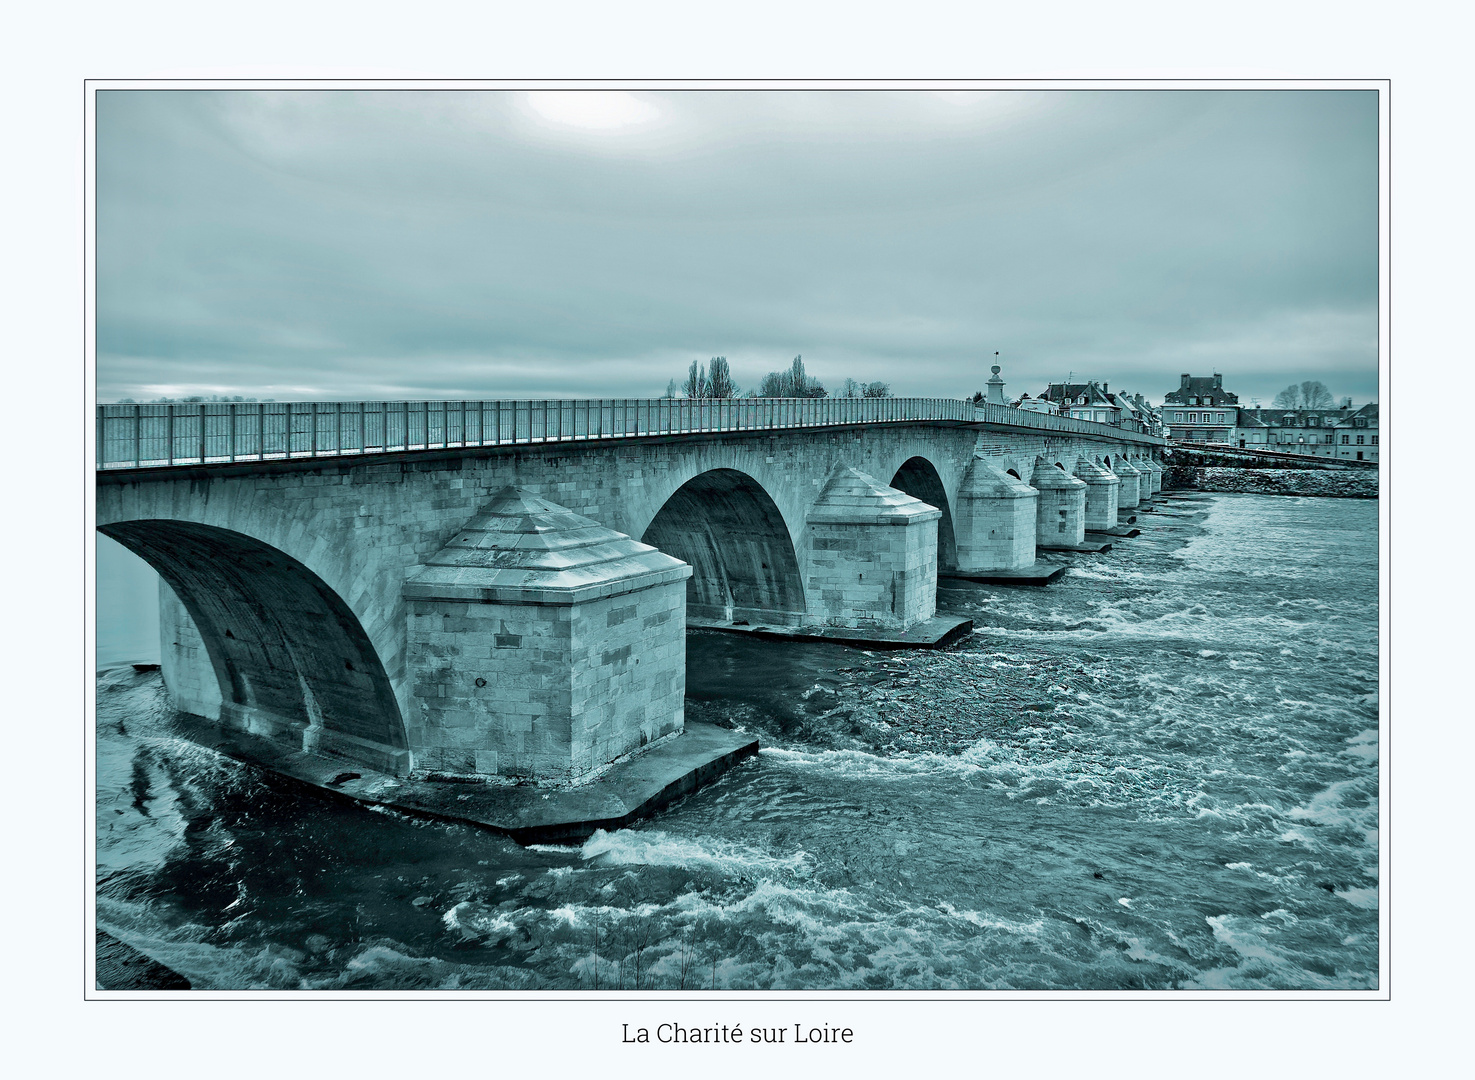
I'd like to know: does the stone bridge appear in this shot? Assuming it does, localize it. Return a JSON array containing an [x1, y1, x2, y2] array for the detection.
[[96, 397, 1164, 785]]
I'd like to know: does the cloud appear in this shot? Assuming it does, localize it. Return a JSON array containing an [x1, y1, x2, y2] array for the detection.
[[96, 89, 1378, 406]]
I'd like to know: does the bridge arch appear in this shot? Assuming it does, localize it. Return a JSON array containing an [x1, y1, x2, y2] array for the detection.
[[98, 519, 408, 772], [888, 455, 957, 571], [640, 468, 806, 626]]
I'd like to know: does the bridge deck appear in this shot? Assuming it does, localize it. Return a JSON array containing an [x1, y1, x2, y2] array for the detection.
[[97, 396, 1163, 471]]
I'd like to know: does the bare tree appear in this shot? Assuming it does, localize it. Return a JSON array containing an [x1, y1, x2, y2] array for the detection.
[[706, 356, 738, 398], [862, 381, 891, 398], [682, 359, 710, 399], [1272, 380, 1334, 409]]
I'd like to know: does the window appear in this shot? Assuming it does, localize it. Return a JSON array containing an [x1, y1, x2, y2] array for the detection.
[[1310, 415, 1319, 426], [1217, 413, 1225, 423], [1356, 418, 1366, 427], [1356, 452, 1363, 460], [1372, 435, 1379, 445], [1326, 434, 1335, 444], [1341, 435, 1349, 444], [1356, 435, 1365, 445], [1174, 412, 1183, 421]]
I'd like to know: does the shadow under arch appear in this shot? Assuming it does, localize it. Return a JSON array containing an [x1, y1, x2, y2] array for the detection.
[[641, 468, 805, 626], [889, 456, 957, 571], [98, 519, 408, 773]]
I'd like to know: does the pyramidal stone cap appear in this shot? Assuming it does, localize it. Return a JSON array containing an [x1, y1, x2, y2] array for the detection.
[[1031, 460, 1087, 489], [1074, 458, 1121, 483], [959, 457, 1038, 501], [807, 467, 942, 526], [403, 486, 691, 605], [1113, 458, 1143, 476]]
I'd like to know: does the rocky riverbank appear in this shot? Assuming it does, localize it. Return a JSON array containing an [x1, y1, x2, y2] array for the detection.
[[1164, 466, 1378, 498]]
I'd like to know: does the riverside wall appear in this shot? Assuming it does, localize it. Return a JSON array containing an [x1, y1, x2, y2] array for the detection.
[[1164, 466, 1378, 499]]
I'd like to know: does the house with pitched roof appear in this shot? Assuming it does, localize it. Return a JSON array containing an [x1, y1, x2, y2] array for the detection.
[[1039, 381, 1121, 425], [1236, 404, 1355, 457], [1161, 373, 1239, 442], [1332, 403, 1379, 463]]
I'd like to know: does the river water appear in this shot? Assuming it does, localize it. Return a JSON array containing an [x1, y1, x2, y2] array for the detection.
[[94, 492, 1380, 990]]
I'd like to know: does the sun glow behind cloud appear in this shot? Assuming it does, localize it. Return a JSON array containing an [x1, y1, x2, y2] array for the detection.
[[522, 91, 662, 131]]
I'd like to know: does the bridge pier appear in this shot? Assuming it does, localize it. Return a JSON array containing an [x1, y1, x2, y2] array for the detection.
[[1114, 457, 1143, 507], [1142, 455, 1164, 494], [1032, 460, 1088, 550], [952, 457, 1039, 572], [804, 467, 941, 630], [402, 487, 692, 779], [1074, 458, 1121, 531]]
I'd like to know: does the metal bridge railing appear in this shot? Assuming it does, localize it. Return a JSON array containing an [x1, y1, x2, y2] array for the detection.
[[95, 397, 1161, 470]]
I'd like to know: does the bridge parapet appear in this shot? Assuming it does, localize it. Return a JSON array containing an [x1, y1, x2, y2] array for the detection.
[[97, 396, 1163, 470]]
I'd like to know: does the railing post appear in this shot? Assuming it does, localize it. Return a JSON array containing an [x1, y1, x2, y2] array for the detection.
[[166, 405, 175, 465], [198, 403, 207, 463], [229, 402, 238, 462]]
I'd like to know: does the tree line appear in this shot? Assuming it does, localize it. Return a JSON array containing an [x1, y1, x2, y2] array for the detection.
[[663, 355, 890, 399], [114, 395, 274, 404]]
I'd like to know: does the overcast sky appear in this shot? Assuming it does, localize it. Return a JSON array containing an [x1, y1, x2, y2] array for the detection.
[[96, 88, 1378, 407]]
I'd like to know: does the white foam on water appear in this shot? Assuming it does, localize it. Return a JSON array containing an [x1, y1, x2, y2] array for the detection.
[[579, 828, 812, 879], [935, 903, 1046, 937], [1334, 887, 1378, 910], [1285, 778, 1371, 829]]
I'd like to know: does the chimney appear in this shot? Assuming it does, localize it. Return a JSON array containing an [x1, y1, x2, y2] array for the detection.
[[1341, 396, 1352, 408], [1103, 382, 1109, 393], [1213, 373, 1222, 388], [1180, 374, 1191, 389], [986, 364, 1007, 405]]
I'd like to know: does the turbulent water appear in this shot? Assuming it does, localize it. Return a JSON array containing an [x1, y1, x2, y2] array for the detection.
[[95, 492, 1380, 990]]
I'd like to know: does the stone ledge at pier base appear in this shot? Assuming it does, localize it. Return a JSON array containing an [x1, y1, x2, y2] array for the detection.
[[687, 613, 972, 650], [940, 565, 1066, 586], [161, 712, 758, 845], [1086, 526, 1142, 539]]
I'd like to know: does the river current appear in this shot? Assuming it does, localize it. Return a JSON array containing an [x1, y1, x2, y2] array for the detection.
[[94, 492, 1380, 990]]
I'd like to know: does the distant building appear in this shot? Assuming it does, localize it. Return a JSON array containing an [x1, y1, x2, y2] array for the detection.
[[1162, 373, 1239, 442], [1013, 392, 1055, 414], [1130, 393, 1165, 437], [1236, 405, 1354, 457], [1040, 381, 1121, 425], [1332, 403, 1379, 463]]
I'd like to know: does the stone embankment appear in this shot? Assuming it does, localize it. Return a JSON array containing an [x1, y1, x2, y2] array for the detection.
[[1164, 466, 1378, 499]]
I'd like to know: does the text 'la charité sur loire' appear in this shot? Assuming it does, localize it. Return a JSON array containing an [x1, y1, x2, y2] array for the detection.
[[622, 1023, 855, 1045]]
